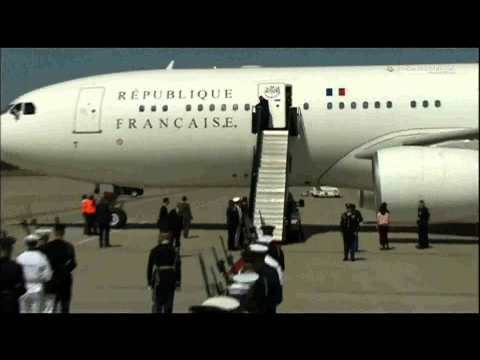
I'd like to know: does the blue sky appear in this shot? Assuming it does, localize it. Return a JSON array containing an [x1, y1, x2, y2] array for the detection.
[[1, 48, 478, 107]]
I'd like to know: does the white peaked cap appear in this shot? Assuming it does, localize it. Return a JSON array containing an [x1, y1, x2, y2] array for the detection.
[[233, 273, 259, 285], [24, 234, 40, 243], [249, 243, 268, 253], [34, 228, 52, 236], [228, 283, 251, 295], [257, 235, 274, 244], [232, 197, 241, 202], [201, 296, 240, 311]]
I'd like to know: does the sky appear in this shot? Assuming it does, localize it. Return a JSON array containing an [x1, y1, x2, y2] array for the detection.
[[1, 48, 478, 107]]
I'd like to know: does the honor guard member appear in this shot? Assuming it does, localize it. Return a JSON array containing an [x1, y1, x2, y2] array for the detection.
[[190, 296, 241, 313], [35, 228, 52, 250], [340, 204, 359, 261], [157, 198, 170, 234], [147, 233, 177, 313], [417, 200, 431, 249], [229, 272, 259, 309], [256, 226, 284, 286], [42, 224, 77, 313], [232, 197, 243, 250], [0, 232, 26, 313], [16, 234, 53, 313], [226, 200, 240, 251], [259, 225, 285, 271], [350, 204, 364, 252], [246, 244, 283, 314]]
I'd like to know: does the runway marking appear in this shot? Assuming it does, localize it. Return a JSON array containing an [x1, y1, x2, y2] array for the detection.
[[75, 230, 121, 246]]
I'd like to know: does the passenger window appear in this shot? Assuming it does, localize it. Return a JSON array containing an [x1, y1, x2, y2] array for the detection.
[[151, 105, 157, 112], [303, 103, 309, 110], [139, 105, 145, 112], [386, 101, 392, 109], [221, 104, 227, 111], [23, 103, 36, 115], [339, 102, 345, 110], [233, 104, 238, 111], [435, 100, 441, 108], [410, 101, 417, 108], [186, 105, 192, 112], [374, 101, 381, 109], [245, 104, 251, 111], [162, 105, 168, 112], [363, 101, 368, 109], [422, 100, 429, 108], [351, 102, 356, 109], [209, 104, 215, 111], [327, 102, 333, 110], [198, 104, 203, 112]]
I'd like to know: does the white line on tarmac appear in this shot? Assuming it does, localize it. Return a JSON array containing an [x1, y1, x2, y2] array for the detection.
[[76, 230, 121, 246]]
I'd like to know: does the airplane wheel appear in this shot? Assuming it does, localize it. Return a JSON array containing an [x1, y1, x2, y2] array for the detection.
[[111, 208, 127, 228]]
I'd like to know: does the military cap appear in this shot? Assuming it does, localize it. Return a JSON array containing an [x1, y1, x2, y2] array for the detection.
[[24, 234, 41, 244], [233, 273, 259, 285], [190, 296, 240, 313], [248, 243, 269, 254]]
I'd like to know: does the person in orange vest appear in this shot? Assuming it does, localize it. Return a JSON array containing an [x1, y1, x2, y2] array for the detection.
[[84, 195, 97, 235], [81, 195, 89, 235]]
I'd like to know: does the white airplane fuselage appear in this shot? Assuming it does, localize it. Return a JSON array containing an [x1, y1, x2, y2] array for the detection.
[[1, 63, 478, 222]]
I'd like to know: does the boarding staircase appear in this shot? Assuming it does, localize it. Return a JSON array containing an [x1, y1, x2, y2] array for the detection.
[[252, 130, 290, 242]]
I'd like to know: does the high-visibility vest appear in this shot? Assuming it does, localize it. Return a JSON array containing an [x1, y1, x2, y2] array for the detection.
[[84, 199, 96, 215], [81, 199, 88, 214]]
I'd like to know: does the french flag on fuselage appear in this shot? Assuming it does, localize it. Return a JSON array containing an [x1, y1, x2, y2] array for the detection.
[[326, 88, 346, 96]]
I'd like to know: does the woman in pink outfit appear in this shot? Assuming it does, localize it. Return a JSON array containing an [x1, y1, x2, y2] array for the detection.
[[376, 202, 391, 250]]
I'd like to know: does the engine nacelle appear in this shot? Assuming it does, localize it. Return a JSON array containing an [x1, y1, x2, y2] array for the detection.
[[373, 147, 479, 223]]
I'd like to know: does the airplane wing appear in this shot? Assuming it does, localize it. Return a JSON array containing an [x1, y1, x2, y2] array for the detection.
[[355, 128, 478, 159]]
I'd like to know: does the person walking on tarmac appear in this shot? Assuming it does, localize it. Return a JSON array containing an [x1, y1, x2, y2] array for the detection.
[[178, 196, 193, 239], [147, 233, 177, 313], [0, 232, 26, 314], [376, 202, 391, 250], [417, 200, 431, 249], [340, 204, 359, 261], [226, 200, 240, 251], [16, 234, 52, 313], [96, 197, 113, 248], [157, 198, 170, 234], [41, 224, 77, 313], [168, 206, 183, 250]]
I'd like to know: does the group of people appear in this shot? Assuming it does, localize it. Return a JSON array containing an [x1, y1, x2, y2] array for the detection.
[[226, 196, 250, 251], [340, 200, 432, 261], [0, 224, 77, 314], [81, 194, 114, 248], [190, 224, 285, 313]]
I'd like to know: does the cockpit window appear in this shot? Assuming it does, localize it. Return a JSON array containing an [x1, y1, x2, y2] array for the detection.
[[10, 103, 22, 115], [24, 103, 36, 115]]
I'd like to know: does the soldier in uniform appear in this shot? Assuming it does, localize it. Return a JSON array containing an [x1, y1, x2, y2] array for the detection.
[[16, 234, 52, 313], [190, 296, 241, 313], [417, 200, 431, 249], [245, 244, 283, 314], [0, 232, 26, 313], [147, 233, 177, 313], [340, 204, 359, 261], [226, 200, 240, 251]]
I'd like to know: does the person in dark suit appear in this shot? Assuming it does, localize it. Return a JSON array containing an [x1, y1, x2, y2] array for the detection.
[[226, 200, 240, 251], [96, 197, 113, 248], [417, 200, 431, 249], [41, 224, 77, 313], [168, 207, 183, 250], [158, 198, 170, 234], [340, 204, 360, 261], [0, 232, 26, 314], [178, 196, 193, 239]]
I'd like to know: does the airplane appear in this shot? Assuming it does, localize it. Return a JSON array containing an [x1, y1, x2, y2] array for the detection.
[[1, 62, 478, 229]]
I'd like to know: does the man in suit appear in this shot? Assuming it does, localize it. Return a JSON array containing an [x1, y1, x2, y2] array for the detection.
[[417, 200, 431, 249], [178, 196, 193, 239], [96, 197, 113, 248], [158, 198, 170, 234], [226, 200, 240, 251], [0, 232, 26, 313], [41, 224, 77, 313]]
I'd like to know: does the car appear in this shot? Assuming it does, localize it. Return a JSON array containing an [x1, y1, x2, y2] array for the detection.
[[304, 186, 341, 198]]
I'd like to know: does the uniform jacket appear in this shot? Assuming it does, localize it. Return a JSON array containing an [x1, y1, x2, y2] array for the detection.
[[247, 263, 282, 313], [226, 206, 240, 228], [16, 250, 52, 293], [0, 257, 26, 313], [147, 244, 177, 292]]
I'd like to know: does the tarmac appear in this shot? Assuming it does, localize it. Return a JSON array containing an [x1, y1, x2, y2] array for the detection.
[[1, 175, 478, 313]]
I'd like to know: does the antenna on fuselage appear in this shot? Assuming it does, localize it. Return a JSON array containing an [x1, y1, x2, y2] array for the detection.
[[166, 60, 175, 70]]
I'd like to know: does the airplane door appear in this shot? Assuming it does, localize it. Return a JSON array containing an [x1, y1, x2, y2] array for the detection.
[[74, 87, 105, 133], [258, 83, 291, 129]]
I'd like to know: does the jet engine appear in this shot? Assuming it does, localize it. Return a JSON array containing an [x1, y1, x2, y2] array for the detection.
[[372, 146, 479, 223]]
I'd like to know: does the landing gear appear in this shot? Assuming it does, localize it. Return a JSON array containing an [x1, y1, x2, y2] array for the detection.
[[110, 208, 127, 228]]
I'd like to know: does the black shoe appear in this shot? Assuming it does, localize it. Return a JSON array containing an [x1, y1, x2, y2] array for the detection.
[[351, 258, 355, 262], [343, 258, 348, 261]]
